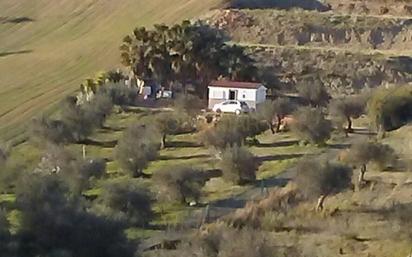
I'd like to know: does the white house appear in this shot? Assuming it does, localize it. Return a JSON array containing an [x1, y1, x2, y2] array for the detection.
[[208, 80, 267, 109]]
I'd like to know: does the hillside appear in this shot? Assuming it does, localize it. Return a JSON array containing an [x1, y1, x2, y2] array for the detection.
[[0, 0, 223, 142]]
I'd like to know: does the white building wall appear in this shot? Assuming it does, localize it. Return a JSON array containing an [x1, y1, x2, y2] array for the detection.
[[208, 86, 266, 109], [256, 87, 267, 104]]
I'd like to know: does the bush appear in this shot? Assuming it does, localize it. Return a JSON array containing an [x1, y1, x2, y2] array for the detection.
[[30, 116, 72, 145], [346, 141, 396, 185], [34, 145, 106, 193], [115, 122, 159, 177], [15, 174, 135, 257], [329, 95, 366, 132], [95, 179, 153, 227], [297, 77, 330, 107], [163, 224, 279, 257], [291, 107, 332, 145], [200, 114, 266, 150], [153, 166, 206, 204], [99, 83, 138, 106], [368, 85, 412, 132], [294, 158, 353, 211], [155, 111, 191, 148], [174, 93, 204, 117], [220, 145, 257, 185]]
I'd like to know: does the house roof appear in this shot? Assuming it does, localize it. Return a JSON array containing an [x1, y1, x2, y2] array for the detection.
[[209, 80, 264, 89]]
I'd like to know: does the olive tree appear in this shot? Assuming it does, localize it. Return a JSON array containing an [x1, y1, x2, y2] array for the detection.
[[259, 98, 296, 134], [346, 141, 396, 185], [155, 111, 190, 149], [291, 107, 332, 145], [329, 95, 366, 133], [15, 174, 135, 257], [220, 145, 257, 185], [34, 145, 106, 193], [297, 79, 330, 107], [295, 159, 353, 211], [95, 179, 153, 227], [115, 123, 159, 178], [153, 166, 206, 204], [200, 115, 265, 150]]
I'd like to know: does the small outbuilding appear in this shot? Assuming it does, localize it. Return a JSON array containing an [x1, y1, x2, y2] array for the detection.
[[208, 80, 267, 109]]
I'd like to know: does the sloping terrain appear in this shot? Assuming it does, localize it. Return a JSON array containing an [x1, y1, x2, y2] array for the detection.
[[202, 6, 412, 94], [0, 0, 223, 142]]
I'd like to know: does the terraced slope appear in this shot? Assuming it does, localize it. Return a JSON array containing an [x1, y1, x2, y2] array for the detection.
[[0, 0, 223, 141]]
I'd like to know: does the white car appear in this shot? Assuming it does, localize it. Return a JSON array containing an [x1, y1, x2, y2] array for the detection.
[[212, 100, 250, 115]]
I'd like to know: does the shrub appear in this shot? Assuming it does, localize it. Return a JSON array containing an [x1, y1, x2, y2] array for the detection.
[[99, 83, 138, 106], [220, 145, 257, 185], [155, 111, 191, 148], [346, 141, 396, 184], [174, 93, 204, 117], [291, 107, 332, 145], [115, 123, 159, 178], [297, 77, 330, 107], [34, 145, 106, 193], [329, 95, 366, 132], [259, 98, 296, 134], [95, 179, 153, 227], [83, 93, 113, 128], [200, 114, 265, 150], [15, 174, 135, 257], [163, 224, 279, 257], [30, 116, 72, 145], [368, 85, 412, 132], [294, 158, 353, 211], [153, 166, 206, 204]]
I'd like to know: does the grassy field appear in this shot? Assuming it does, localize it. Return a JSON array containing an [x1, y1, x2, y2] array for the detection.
[[5, 106, 317, 232], [0, 0, 223, 142]]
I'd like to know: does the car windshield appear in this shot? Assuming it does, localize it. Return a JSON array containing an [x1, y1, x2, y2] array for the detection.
[[240, 101, 248, 107]]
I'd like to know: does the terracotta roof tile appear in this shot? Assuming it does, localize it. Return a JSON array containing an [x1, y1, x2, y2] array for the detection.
[[209, 80, 264, 89]]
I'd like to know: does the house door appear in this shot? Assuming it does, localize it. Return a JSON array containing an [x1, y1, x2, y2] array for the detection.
[[229, 90, 236, 100]]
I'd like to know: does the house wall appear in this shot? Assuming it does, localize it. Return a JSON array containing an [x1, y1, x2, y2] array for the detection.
[[208, 86, 258, 109], [256, 87, 267, 104], [209, 86, 266, 109]]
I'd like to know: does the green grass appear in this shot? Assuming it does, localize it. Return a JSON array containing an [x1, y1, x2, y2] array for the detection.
[[0, 0, 224, 143]]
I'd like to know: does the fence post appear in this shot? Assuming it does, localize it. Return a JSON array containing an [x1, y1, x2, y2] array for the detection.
[[82, 145, 86, 160]]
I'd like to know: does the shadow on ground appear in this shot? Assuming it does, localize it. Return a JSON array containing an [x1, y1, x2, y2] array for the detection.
[[228, 0, 330, 11], [0, 16, 34, 24], [0, 50, 33, 58]]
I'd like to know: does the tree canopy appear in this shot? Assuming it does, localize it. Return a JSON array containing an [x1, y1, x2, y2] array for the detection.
[[295, 159, 353, 211], [115, 122, 159, 178], [120, 20, 257, 97], [291, 107, 332, 145]]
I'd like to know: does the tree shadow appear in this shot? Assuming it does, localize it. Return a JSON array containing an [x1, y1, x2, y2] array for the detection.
[[351, 128, 377, 136], [0, 16, 35, 24], [0, 50, 33, 58], [256, 140, 299, 148], [228, 0, 331, 11], [79, 138, 118, 148], [258, 153, 304, 163], [158, 154, 210, 161], [166, 141, 203, 148], [327, 143, 351, 150]]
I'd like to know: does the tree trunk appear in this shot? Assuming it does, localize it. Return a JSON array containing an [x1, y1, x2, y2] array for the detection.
[[268, 121, 275, 134], [346, 116, 353, 133], [316, 195, 327, 212], [276, 115, 282, 133], [161, 134, 167, 149], [358, 164, 367, 186], [133, 169, 141, 178]]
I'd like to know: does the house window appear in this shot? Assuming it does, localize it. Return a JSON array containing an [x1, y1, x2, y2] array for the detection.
[[242, 94, 246, 99], [212, 89, 224, 99]]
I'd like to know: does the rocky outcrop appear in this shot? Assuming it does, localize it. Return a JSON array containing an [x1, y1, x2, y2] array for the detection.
[[204, 9, 412, 51], [250, 46, 412, 95]]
